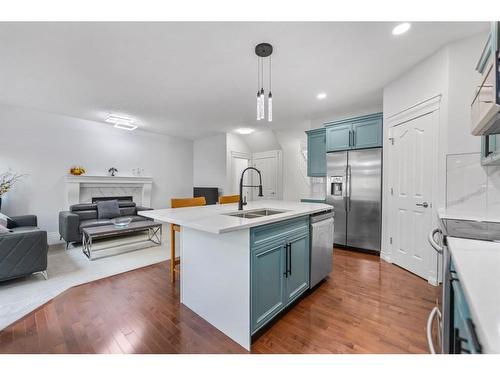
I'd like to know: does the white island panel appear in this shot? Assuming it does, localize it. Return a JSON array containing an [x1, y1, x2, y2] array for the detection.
[[180, 226, 251, 350]]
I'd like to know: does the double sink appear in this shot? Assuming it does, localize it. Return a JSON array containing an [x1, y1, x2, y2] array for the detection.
[[224, 208, 288, 219]]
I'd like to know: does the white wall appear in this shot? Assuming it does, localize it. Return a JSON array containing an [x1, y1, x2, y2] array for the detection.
[[193, 134, 227, 193], [381, 32, 489, 279], [0, 103, 194, 236]]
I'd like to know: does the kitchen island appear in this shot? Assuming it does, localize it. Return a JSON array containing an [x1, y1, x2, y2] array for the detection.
[[139, 200, 332, 350]]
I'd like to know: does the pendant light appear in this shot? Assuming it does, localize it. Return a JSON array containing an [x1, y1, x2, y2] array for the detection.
[[255, 43, 273, 122]]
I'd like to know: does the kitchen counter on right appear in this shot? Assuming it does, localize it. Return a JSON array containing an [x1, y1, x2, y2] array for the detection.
[[446, 237, 500, 353]]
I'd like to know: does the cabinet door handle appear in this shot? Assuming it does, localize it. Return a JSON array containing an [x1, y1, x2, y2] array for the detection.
[[288, 243, 292, 276], [352, 130, 356, 146], [284, 244, 288, 278]]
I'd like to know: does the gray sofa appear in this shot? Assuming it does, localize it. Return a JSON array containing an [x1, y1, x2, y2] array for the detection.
[[59, 201, 153, 248], [0, 215, 48, 282]]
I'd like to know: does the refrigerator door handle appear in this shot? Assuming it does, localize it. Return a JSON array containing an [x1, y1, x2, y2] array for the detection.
[[347, 165, 352, 211]]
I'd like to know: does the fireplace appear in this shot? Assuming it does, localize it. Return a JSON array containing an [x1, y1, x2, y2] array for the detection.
[[92, 196, 133, 203], [65, 175, 153, 209]]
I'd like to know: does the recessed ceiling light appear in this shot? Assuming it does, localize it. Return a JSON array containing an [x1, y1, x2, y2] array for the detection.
[[235, 128, 255, 135], [392, 22, 411, 36], [105, 114, 138, 131], [317, 92, 327, 100]]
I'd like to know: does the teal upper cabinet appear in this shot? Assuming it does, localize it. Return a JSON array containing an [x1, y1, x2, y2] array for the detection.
[[352, 117, 383, 149], [325, 113, 383, 152], [326, 124, 352, 152], [306, 128, 326, 177]]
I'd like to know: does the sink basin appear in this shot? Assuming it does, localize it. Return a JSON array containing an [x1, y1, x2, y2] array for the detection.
[[224, 208, 288, 219]]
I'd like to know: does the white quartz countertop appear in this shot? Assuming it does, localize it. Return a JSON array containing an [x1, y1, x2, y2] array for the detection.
[[139, 200, 332, 234], [446, 237, 500, 354]]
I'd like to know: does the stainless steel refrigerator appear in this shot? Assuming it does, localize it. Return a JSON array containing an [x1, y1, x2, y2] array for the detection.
[[326, 148, 382, 252]]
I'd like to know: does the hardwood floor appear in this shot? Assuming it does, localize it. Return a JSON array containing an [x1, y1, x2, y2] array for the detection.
[[0, 248, 438, 354]]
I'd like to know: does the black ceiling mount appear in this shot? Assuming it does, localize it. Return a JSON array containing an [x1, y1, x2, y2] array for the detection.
[[255, 43, 273, 57]]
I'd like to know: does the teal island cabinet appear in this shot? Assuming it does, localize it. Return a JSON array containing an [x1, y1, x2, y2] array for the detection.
[[325, 112, 383, 152], [251, 215, 310, 334], [140, 201, 331, 351]]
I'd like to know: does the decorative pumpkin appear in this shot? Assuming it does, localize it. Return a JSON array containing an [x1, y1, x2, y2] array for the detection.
[[70, 166, 86, 176]]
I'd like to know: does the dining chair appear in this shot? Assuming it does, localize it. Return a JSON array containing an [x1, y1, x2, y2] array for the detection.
[[218, 194, 240, 204]]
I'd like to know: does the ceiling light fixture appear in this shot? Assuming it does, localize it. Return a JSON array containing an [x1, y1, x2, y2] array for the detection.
[[105, 114, 138, 131], [255, 42, 273, 122], [235, 128, 255, 135], [317, 92, 327, 100], [392, 22, 411, 36]]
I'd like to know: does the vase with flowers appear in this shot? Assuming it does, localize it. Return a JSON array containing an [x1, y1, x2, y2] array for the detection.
[[0, 170, 26, 211]]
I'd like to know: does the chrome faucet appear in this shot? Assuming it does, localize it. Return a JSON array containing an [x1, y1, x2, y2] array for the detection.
[[239, 167, 263, 210]]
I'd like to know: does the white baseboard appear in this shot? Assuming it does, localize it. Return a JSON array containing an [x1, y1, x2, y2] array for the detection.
[[380, 251, 392, 263]]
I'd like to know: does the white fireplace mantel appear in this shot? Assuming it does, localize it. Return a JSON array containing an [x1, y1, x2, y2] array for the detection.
[[65, 175, 153, 208]]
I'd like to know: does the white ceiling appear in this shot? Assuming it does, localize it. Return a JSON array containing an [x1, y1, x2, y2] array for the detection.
[[0, 22, 488, 139]]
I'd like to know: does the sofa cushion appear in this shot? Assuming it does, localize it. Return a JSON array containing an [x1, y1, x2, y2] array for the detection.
[[79, 219, 113, 233], [9, 226, 38, 233], [96, 200, 120, 220]]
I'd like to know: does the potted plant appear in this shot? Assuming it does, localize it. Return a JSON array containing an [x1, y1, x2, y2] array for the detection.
[[0, 170, 26, 211]]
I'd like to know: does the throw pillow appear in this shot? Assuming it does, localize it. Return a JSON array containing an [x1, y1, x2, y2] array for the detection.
[[0, 223, 10, 233], [96, 200, 121, 219], [0, 212, 12, 228]]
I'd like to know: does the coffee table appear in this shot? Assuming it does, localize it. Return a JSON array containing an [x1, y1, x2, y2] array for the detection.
[[82, 221, 162, 260]]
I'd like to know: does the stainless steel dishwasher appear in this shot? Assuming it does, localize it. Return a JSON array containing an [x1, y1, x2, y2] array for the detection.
[[310, 210, 334, 288]]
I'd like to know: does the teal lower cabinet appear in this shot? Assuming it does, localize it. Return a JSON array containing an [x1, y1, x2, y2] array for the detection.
[[450, 261, 482, 354], [251, 243, 286, 331], [250, 216, 310, 334]]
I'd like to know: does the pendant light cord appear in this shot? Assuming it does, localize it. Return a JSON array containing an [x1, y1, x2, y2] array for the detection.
[[269, 55, 272, 92]]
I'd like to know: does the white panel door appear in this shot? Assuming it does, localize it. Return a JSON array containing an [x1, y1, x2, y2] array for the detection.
[[252, 151, 281, 200], [230, 154, 251, 200], [391, 113, 434, 279]]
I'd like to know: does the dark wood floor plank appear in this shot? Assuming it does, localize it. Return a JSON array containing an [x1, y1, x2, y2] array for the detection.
[[0, 248, 437, 354]]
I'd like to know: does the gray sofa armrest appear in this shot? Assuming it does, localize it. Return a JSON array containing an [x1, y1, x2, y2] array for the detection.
[[59, 211, 81, 243], [0, 230, 48, 282], [8, 215, 38, 228]]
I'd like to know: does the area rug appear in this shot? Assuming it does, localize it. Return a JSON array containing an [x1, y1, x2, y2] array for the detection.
[[0, 237, 168, 330]]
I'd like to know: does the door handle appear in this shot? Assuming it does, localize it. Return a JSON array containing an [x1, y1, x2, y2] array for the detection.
[[348, 130, 352, 147], [416, 202, 429, 208]]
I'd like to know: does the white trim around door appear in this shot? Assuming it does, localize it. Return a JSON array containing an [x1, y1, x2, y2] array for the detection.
[[382, 95, 441, 285]]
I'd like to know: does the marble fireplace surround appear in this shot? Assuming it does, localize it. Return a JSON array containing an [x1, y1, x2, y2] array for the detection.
[[65, 175, 153, 208]]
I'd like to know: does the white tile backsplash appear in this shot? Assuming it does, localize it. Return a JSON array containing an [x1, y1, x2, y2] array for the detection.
[[446, 153, 500, 220]]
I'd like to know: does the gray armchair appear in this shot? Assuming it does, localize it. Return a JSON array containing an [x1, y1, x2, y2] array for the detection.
[[0, 215, 48, 282]]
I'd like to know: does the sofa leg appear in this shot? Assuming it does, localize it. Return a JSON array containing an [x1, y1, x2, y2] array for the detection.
[[66, 242, 70, 250], [59, 235, 62, 240], [38, 270, 48, 280]]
